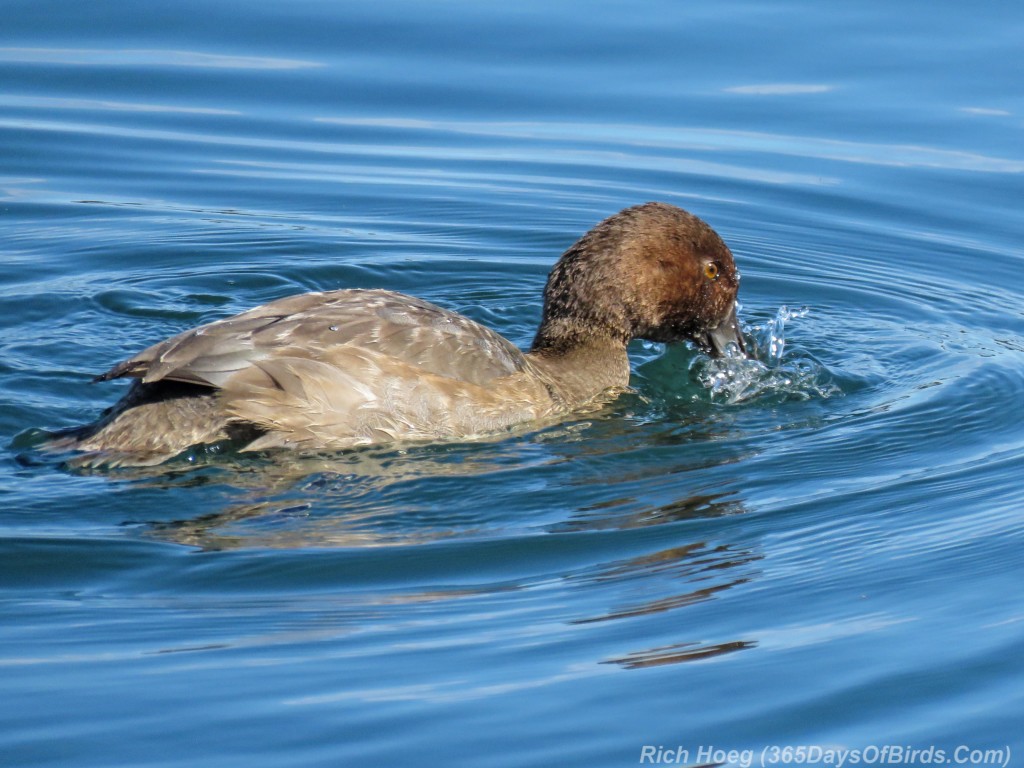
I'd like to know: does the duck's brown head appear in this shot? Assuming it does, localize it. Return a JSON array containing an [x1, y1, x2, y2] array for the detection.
[[532, 202, 745, 357]]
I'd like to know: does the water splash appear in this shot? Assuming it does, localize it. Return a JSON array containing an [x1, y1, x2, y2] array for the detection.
[[693, 305, 840, 404]]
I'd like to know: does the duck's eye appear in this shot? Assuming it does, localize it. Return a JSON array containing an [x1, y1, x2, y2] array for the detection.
[[704, 262, 720, 280]]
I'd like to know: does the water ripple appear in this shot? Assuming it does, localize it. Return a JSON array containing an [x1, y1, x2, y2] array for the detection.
[[0, 47, 321, 70]]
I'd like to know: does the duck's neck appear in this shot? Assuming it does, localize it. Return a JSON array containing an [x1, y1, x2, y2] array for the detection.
[[527, 324, 631, 407]]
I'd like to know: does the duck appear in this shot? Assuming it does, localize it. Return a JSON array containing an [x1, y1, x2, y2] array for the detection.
[[50, 202, 746, 467]]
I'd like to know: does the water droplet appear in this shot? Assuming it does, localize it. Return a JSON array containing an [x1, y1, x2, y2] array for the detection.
[[693, 304, 838, 404]]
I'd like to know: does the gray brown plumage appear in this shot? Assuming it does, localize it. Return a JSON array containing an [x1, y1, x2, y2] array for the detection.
[[50, 202, 745, 467]]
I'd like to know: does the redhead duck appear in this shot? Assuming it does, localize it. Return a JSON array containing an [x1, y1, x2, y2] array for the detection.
[[52, 202, 745, 466]]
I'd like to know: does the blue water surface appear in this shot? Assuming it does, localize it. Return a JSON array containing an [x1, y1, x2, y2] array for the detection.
[[2, 1, 1023, 766]]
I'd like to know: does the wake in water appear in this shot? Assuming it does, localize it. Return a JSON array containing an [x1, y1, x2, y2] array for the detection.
[[692, 305, 840, 404]]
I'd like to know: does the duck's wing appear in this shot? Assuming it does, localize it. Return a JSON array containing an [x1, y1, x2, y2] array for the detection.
[[96, 289, 531, 390], [221, 343, 554, 451]]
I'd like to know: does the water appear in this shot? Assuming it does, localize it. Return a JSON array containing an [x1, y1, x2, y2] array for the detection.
[[2, 1, 1023, 765]]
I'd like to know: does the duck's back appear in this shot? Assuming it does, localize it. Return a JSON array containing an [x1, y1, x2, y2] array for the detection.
[[70, 289, 556, 464], [102, 289, 532, 389]]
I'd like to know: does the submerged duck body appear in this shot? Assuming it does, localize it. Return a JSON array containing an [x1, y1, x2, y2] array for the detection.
[[54, 202, 745, 466]]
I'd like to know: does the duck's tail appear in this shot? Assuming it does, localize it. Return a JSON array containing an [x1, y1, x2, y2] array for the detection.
[[41, 380, 253, 469]]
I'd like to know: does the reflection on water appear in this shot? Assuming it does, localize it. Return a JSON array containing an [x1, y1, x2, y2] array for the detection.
[[605, 640, 756, 669], [558, 490, 745, 532], [137, 425, 751, 550], [144, 480, 764, 675], [572, 540, 759, 623]]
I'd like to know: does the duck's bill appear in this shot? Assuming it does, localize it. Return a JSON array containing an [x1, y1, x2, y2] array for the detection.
[[699, 304, 747, 358]]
